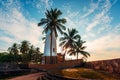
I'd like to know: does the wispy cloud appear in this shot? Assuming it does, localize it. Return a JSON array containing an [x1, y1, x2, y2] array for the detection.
[[86, 0, 112, 31], [41, 0, 53, 8], [86, 21, 99, 31], [86, 33, 120, 61], [82, 1, 99, 18], [0, 0, 44, 52]]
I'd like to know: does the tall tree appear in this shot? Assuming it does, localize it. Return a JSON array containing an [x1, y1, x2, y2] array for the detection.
[[59, 28, 80, 57], [8, 43, 19, 54], [28, 45, 35, 61], [38, 8, 66, 64], [19, 40, 30, 63], [34, 47, 43, 63], [8, 43, 19, 62], [20, 40, 30, 54], [67, 39, 90, 60]]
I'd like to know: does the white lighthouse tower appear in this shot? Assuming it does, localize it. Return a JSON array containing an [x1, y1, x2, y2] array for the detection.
[[43, 29, 57, 64]]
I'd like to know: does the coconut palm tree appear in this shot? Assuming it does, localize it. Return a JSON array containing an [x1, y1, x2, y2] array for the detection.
[[19, 40, 30, 63], [59, 28, 80, 57], [34, 47, 43, 63], [67, 39, 90, 60], [38, 8, 66, 64], [8, 43, 19, 63], [8, 43, 19, 54], [20, 40, 30, 54], [28, 45, 35, 61]]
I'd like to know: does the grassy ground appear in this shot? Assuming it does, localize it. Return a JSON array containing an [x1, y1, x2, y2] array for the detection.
[[51, 68, 120, 80]]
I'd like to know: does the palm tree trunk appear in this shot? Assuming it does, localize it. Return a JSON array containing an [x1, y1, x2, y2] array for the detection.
[[77, 53, 78, 61], [50, 29, 53, 64]]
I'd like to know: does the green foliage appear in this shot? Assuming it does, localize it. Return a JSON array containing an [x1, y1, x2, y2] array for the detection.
[[20, 40, 30, 54], [0, 52, 22, 62], [0, 52, 13, 62], [38, 8, 67, 37], [0, 40, 43, 64], [59, 28, 80, 49], [59, 28, 90, 60]]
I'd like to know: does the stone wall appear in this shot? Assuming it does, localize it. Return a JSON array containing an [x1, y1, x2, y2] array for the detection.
[[85, 58, 120, 74], [0, 62, 20, 70], [29, 59, 82, 71]]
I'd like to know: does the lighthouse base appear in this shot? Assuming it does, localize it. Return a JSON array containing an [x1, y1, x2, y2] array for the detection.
[[43, 56, 57, 64]]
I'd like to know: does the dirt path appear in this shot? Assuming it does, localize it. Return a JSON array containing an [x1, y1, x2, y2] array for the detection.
[[9, 72, 45, 80]]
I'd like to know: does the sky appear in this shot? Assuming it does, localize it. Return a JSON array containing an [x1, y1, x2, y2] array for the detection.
[[0, 0, 120, 61]]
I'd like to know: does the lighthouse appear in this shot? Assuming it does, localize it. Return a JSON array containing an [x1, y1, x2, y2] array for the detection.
[[43, 29, 57, 64]]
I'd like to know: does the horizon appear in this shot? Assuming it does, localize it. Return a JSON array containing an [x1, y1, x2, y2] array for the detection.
[[0, 0, 120, 61]]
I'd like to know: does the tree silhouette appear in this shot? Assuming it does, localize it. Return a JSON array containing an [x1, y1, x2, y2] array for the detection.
[[68, 39, 90, 60], [59, 28, 80, 57], [38, 8, 66, 64], [8, 43, 19, 63]]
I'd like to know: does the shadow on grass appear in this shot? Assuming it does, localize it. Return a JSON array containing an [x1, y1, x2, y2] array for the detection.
[[49, 68, 120, 80]]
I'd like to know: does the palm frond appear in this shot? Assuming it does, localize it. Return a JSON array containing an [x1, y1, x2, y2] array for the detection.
[[58, 18, 66, 24], [73, 34, 81, 39], [70, 28, 78, 38], [56, 25, 64, 35], [42, 36, 46, 41], [63, 32, 69, 37], [54, 28, 58, 37], [69, 51, 76, 56], [59, 41, 66, 46], [80, 46, 86, 50], [57, 23, 66, 30], [42, 24, 51, 34], [59, 37, 68, 41], [45, 9, 52, 19], [80, 51, 90, 58]]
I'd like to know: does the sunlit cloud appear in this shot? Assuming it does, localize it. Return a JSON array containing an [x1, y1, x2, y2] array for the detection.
[[86, 34, 120, 61], [0, 0, 44, 52]]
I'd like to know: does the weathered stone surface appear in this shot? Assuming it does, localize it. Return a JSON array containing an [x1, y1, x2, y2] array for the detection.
[[0, 62, 20, 70], [85, 58, 120, 74]]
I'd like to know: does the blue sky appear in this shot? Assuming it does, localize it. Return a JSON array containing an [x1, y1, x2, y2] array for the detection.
[[0, 0, 120, 61]]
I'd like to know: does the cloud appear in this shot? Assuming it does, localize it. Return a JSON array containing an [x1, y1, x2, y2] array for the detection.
[[82, 1, 99, 18], [85, 33, 120, 61], [41, 0, 53, 8], [0, 36, 13, 43], [112, 23, 120, 34], [0, 0, 44, 52], [86, 0, 112, 32], [86, 21, 99, 31]]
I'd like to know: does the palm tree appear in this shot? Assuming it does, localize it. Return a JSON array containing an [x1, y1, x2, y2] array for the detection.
[[19, 40, 30, 63], [8, 43, 19, 63], [20, 40, 30, 54], [28, 45, 35, 61], [34, 47, 43, 63], [8, 43, 19, 54], [38, 8, 66, 64], [68, 39, 90, 60], [59, 28, 80, 58]]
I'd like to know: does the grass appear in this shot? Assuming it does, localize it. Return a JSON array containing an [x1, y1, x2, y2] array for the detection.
[[51, 68, 120, 80]]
